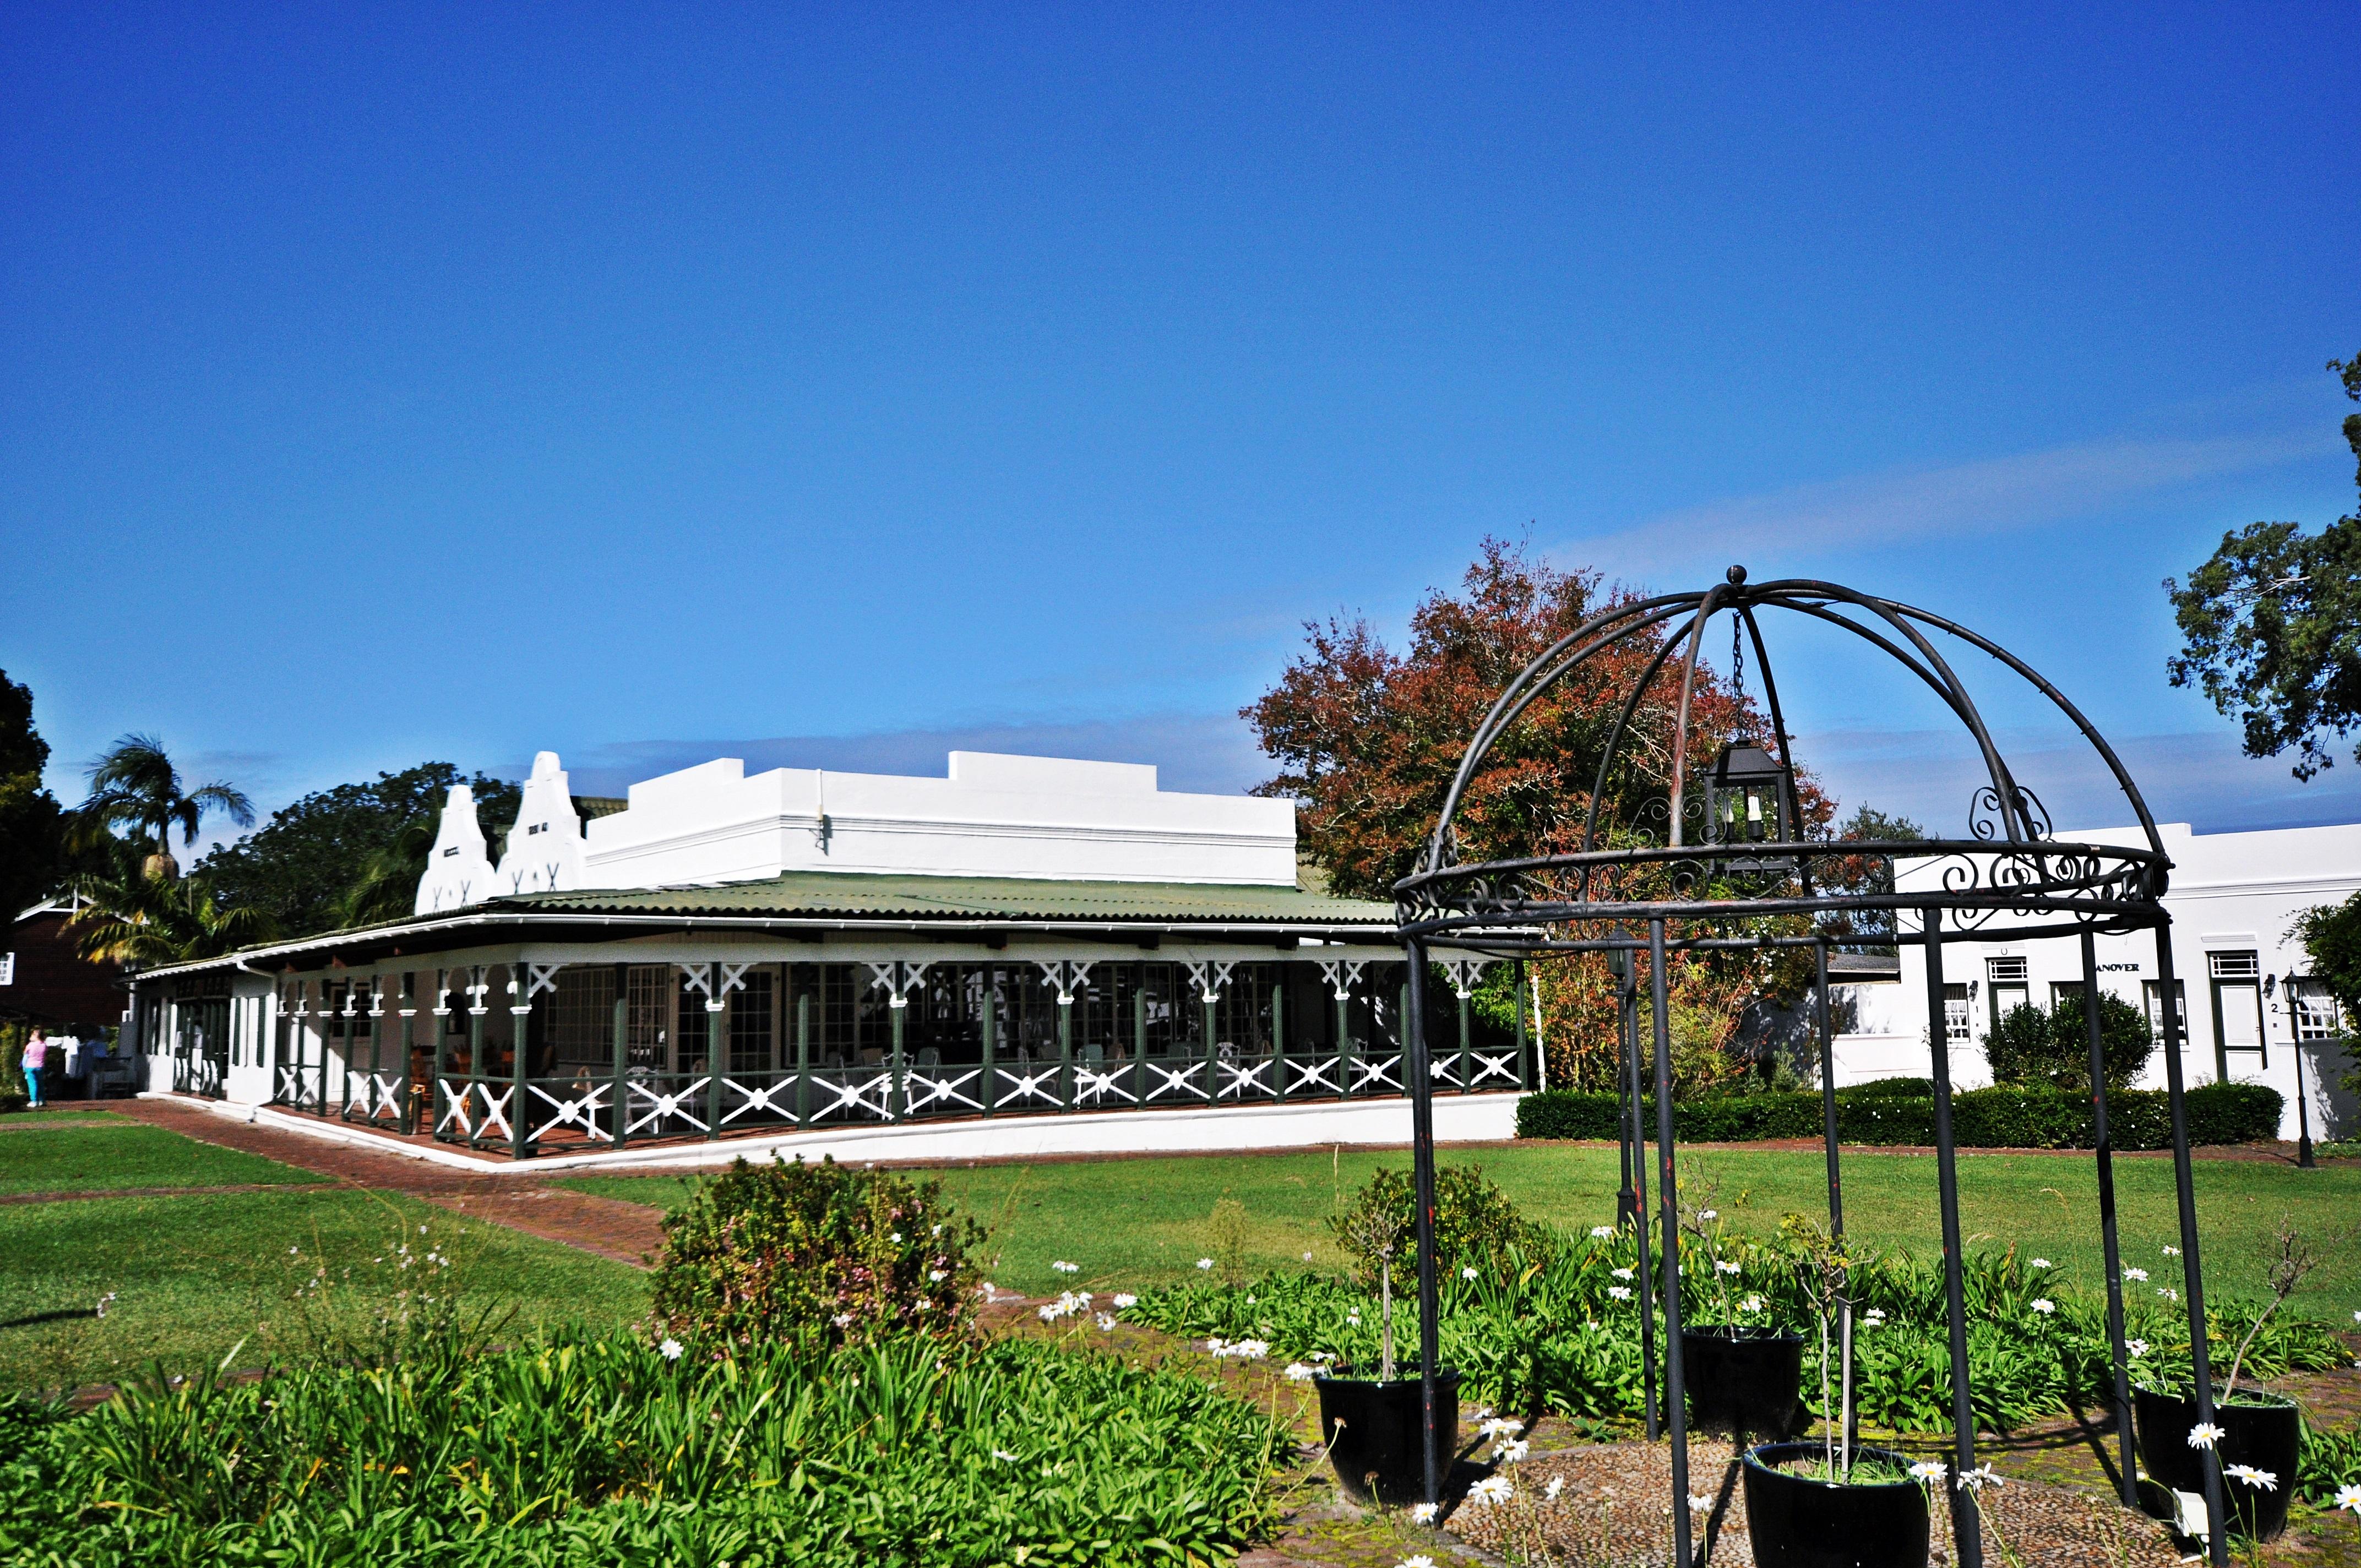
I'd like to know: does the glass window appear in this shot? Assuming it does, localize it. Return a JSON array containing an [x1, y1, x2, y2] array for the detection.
[[2291, 979, 2343, 1041], [2208, 951, 2260, 980], [547, 967, 617, 1069], [1986, 956, 2028, 983], [729, 969, 775, 1074], [2143, 979, 2188, 1043], [1942, 982, 1971, 1042]]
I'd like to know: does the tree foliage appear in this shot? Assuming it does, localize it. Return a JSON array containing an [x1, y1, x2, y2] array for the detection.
[[65, 873, 279, 967], [0, 670, 66, 918], [1245, 537, 1835, 1092], [193, 762, 520, 937], [70, 733, 254, 882], [2166, 353, 2361, 779]]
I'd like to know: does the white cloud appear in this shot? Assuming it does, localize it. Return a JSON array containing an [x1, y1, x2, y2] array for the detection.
[[1568, 427, 2326, 576]]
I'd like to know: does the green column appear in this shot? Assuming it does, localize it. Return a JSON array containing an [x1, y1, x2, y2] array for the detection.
[[401, 981, 420, 1135], [980, 965, 997, 1117], [796, 981, 812, 1124], [1457, 984, 1472, 1096], [369, 981, 384, 1121], [1057, 984, 1074, 1111], [706, 980, 725, 1140], [467, 968, 486, 1151], [511, 965, 532, 1161], [1201, 992, 1217, 1078], [315, 984, 329, 1119], [611, 963, 630, 1149], [1514, 959, 1532, 1091], [1272, 968, 1288, 1102], [890, 969, 908, 1121], [1336, 981, 1354, 1101], [432, 971, 449, 1141], [1132, 970, 1147, 1104]]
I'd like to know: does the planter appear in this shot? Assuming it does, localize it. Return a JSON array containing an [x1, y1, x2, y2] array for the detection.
[[1681, 1326, 1807, 1439], [1742, 1442, 1931, 1568], [2133, 1385, 2300, 1541], [1312, 1368, 1462, 1505]]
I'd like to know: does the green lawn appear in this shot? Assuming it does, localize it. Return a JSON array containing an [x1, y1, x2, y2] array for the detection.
[[562, 1143, 2361, 1311], [0, 1187, 649, 1395], [0, 1115, 323, 1195]]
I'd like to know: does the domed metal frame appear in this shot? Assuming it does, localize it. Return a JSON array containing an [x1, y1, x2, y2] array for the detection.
[[1389, 570, 2233, 1568]]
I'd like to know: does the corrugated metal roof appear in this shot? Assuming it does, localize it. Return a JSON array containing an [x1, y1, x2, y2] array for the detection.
[[499, 870, 1396, 924]]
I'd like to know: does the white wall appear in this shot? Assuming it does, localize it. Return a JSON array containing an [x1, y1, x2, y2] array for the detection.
[[1830, 820, 2361, 1139]]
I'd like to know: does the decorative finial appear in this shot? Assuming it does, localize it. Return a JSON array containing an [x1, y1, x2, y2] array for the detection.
[[1726, 564, 1748, 586]]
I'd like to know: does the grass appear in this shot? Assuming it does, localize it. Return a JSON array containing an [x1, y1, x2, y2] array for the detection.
[[562, 1142, 2361, 1308], [0, 1115, 323, 1195], [0, 1187, 648, 1393]]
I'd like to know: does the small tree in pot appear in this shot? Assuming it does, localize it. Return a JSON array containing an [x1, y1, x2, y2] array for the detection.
[[1677, 1193, 1807, 1440], [1742, 1213, 1930, 1568], [1313, 1168, 1477, 1505], [2134, 1219, 2317, 1543]]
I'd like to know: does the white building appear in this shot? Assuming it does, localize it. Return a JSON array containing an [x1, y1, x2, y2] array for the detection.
[[1831, 820, 2359, 1141], [133, 750, 1530, 1167]]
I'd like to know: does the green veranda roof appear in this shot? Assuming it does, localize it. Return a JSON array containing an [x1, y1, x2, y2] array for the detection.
[[498, 870, 1396, 926]]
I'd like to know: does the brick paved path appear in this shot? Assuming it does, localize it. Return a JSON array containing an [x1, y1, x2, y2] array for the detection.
[[112, 1098, 668, 1266]]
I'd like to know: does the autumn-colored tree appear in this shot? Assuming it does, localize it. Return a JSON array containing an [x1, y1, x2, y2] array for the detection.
[[1245, 538, 1826, 1091]]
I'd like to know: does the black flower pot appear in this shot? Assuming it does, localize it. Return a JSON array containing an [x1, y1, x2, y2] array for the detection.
[[1681, 1326, 1807, 1439], [1312, 1368, 1462, 1505], [1742, 1442, 1931, 1568], [2132, 1385, 2300, 1541]]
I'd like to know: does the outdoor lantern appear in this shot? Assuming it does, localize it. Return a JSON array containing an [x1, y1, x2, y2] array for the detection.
[[1707, 737, 1791, 847]]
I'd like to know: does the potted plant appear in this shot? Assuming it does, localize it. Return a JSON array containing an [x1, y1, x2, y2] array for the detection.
[[1679, 1196, 1806, 1440], [2133, 1221, 2313, 1543], [1313, 1181, 1461, 1505], [1742, 1213, 1931, 1568]]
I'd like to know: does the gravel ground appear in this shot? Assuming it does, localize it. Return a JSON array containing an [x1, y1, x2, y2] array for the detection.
[[1445, 1440, 2188, 1567]]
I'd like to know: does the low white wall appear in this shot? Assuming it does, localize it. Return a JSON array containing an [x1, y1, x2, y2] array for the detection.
[[158, 1091, 1524, 1177]]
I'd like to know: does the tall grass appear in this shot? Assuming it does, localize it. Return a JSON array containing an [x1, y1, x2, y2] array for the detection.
[[0, 1331, 1291, 1566]]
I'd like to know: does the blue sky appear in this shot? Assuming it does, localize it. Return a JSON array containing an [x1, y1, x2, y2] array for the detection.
[[4, 3, 2358, 848]]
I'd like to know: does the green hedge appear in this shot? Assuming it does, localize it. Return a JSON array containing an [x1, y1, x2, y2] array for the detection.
[[1515, 1081, 2284, 1150]]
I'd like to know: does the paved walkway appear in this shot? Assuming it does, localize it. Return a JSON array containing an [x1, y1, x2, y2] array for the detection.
[[112, 1099, 670, 1266]]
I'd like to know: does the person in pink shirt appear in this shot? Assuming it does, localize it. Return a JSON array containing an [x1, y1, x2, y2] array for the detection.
[[20, 1027, 50, 1109]]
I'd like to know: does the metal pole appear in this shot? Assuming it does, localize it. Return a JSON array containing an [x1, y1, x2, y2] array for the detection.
[[1648, 919, 1693, 1567], [2292, 1009, 2316, 1167], [2156, 932, 2230, 1566], [1456, 983, 1472, 1095], [1816, 940, 1845, 1237], [1619, 944, 1659, 1440], [1923, 908, 1982, 1568], [1405, 937, 1444, 1506], [1514, 957, 1529, 1085], [1131, 967, 1147, 1104], [2081, 930, 2137, 1507]]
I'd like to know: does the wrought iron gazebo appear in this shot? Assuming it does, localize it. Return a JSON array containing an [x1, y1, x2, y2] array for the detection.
[[1391, 568, 2232, 1568]]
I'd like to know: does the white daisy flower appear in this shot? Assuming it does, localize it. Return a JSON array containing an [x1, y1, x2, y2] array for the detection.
[[993, 1449, 1020, 1462], [1955, 1463, 2004, 1491], [1609, 1286, 1634, 1301], [1715, 1260, 1742, 1275], [2335, 1481, 2361, 1512], [1462, 1266, 1479, 1280], [1494, 1439, 1530, 1463], [1477, 1418, 1523, 1439], [2163, 1245, 2180, 1257], [1469, 1475, 1514, 1505], [1283, 1362, 1318, 1381], [1196, 1258, 1214, 1271], [2030, 1258, 2052, 1269], [2031, 1299, 2055, 1315], [1697, 1210, 1718, 1221], [2186, 1422, 2224, 1449], [1591, 1224, 1617, 1238], [1546, 1476, 1565, 1500], [1408, 1501, 1440, 1525], [2125, 1338, 2149, 1358], [2223, 1464, 2276, 1491], [2122, 1266, 2148, 1282], [1052, 1260, 1079, 1275], [659, 1337, 684, 1360], [1909, 1461, 1947, 1482], [1611, 1267, 1635, 1281]]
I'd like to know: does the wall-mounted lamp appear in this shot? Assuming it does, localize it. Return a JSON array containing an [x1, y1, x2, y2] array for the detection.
[[2263, 973, 2277, 998]]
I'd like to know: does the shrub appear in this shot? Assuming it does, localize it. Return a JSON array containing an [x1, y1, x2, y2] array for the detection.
[[1987, 995, 2153, 1091], [1328, 1163, 1546, 1286], [1516, 1081, 2283, 1148], [1838, 1076, 1935, 1098], [648, 1155, 983, 1351]]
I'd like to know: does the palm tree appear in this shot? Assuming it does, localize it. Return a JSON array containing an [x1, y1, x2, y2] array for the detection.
[[72, 733, 254, 881], [339, 812, 437, 928], [67, 874, 278, 966]]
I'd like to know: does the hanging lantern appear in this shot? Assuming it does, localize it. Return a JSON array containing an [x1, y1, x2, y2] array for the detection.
[[1707, 738, 1791, 847]]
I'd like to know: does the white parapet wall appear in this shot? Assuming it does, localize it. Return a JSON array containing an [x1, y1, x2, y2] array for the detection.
[[159, 1091, 1524, 1176]]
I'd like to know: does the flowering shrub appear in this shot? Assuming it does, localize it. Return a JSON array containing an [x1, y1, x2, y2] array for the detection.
[[648, 1155, 983, 1351]]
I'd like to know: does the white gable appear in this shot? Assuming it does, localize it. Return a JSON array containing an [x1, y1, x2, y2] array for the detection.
[[412, 786, 496, 914], [494, 752, 588, 897]]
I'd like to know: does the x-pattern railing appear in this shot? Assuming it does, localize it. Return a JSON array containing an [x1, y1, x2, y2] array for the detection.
[[529, 1080, 613, 1142], [624, 1077, 712, 1139], [905, 1067, 984, 1117]]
